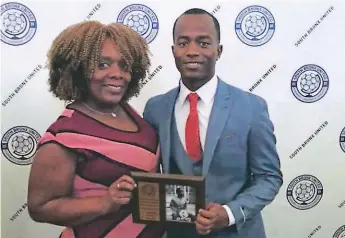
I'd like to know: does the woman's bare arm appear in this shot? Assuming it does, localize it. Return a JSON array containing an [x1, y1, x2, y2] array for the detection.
[[27, 143, 113, 227]]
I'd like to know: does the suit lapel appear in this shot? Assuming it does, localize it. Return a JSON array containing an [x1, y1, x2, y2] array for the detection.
[[160, 88, 179, 174], [202, 79, 233, 175]]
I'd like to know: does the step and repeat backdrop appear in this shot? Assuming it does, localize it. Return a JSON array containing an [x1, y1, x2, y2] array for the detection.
[[1, 0, 344, 237]]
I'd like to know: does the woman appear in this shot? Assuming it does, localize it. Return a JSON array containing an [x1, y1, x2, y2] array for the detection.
[[27, 21, 165, 238]]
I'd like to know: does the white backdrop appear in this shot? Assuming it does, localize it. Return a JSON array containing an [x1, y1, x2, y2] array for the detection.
[[1, 0, 345, 237]]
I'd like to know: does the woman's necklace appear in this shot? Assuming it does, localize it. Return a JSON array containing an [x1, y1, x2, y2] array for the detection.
[[83, 103, 119, 118]]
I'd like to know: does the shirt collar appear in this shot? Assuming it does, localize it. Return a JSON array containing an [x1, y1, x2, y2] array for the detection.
[[177, 74, 218, 107]]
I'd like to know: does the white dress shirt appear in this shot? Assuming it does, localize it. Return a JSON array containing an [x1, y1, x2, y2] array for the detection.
[[174, 75, 236, 226]]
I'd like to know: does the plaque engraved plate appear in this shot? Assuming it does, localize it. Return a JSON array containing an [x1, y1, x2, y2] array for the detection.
[[138, 182, 160, 221]]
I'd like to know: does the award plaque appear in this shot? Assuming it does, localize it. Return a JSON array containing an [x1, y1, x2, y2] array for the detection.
[[130, 172, 205, 226]]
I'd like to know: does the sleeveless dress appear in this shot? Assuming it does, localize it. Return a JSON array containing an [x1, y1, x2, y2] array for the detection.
[[38, 102, 165, 238]]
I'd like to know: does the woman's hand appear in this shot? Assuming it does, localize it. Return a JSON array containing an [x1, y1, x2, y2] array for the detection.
[[103, 175, 137, 213]]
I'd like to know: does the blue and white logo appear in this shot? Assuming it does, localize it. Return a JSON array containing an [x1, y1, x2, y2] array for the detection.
[[1, 2, 37, 46], [291, 64, 329, 103], [117, 4, 159, 44], [333, 225, 345, 238], [1, 126, 41, 165], [340, 127, 345, 153], [235, 5, 275, 47], [286, 175, 323, 210]]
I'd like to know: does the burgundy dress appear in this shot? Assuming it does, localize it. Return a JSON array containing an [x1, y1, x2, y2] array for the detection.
[[38, 103, 165, 238]]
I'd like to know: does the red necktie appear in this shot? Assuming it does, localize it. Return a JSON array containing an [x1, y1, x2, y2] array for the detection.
[[185, 93, 201, 161]]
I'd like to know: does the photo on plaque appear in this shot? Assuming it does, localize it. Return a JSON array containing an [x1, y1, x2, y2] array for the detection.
[[165, 184, 196, 223], [130, 172, 205, 226]]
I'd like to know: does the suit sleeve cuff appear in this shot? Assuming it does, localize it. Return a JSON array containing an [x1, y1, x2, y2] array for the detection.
[[222, 205, 236, 226]]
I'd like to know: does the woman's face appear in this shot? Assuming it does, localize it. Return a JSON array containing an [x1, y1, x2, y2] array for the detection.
[[88, 38, 131, 106]]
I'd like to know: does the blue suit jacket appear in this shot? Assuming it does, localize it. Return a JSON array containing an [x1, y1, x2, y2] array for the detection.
[[143, 79, 283, 238]]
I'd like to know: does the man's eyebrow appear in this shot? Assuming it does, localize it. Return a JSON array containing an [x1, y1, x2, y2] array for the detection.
[[176, 35, 213, 40]]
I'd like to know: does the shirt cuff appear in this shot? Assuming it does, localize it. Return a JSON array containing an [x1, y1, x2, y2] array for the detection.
[[222, 204, 236, 226]]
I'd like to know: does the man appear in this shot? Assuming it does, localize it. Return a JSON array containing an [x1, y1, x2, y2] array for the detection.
[[143, 8, 283, 238], [169, 187, 188, 221]]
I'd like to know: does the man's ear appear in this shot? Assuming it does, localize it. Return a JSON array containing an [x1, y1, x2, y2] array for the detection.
[[171, 45, 175, 56], [217, 45, 223, 60]]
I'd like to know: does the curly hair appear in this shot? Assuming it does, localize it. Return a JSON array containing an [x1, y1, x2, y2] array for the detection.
[[46, 21, 151, 102]]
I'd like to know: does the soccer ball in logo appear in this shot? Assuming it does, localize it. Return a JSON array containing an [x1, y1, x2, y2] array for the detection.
[[286, 175, 323, 210], [117, 4, 159, 44], [1, 2, 37, 46], [126, 13, 149, 35], [244, 14, 267, 37], [1, 126, 41, 165], [235, 5, 275, 46], [291, 64, 329, 103], [2, 12, 27, 37], [295, 182, 315, 202], [300, 73, 321, 95], [11, 134, 34, 156]]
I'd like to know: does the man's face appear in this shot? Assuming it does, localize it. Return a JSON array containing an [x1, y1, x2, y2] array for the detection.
[[172, 14, 222, 81], [177, 189, 184, 197]]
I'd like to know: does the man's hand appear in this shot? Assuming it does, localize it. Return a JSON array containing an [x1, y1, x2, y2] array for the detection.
[[195, 202, 229, 235]]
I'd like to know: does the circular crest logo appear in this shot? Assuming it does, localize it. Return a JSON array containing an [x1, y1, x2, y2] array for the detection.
[[291, 64, 329, 103], [1, 2, 37, 46], [140, 183, 156, 198], [117, 4, 159, 44], [333, 225, 345, 238], [1, 126, 41, 165], [286, 174, 323, 210], [340, 127, 345, 153], [235, 5, 275, 47]]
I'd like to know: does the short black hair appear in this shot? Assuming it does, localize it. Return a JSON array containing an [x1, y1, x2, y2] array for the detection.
[[172, 8, 221, 44]]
